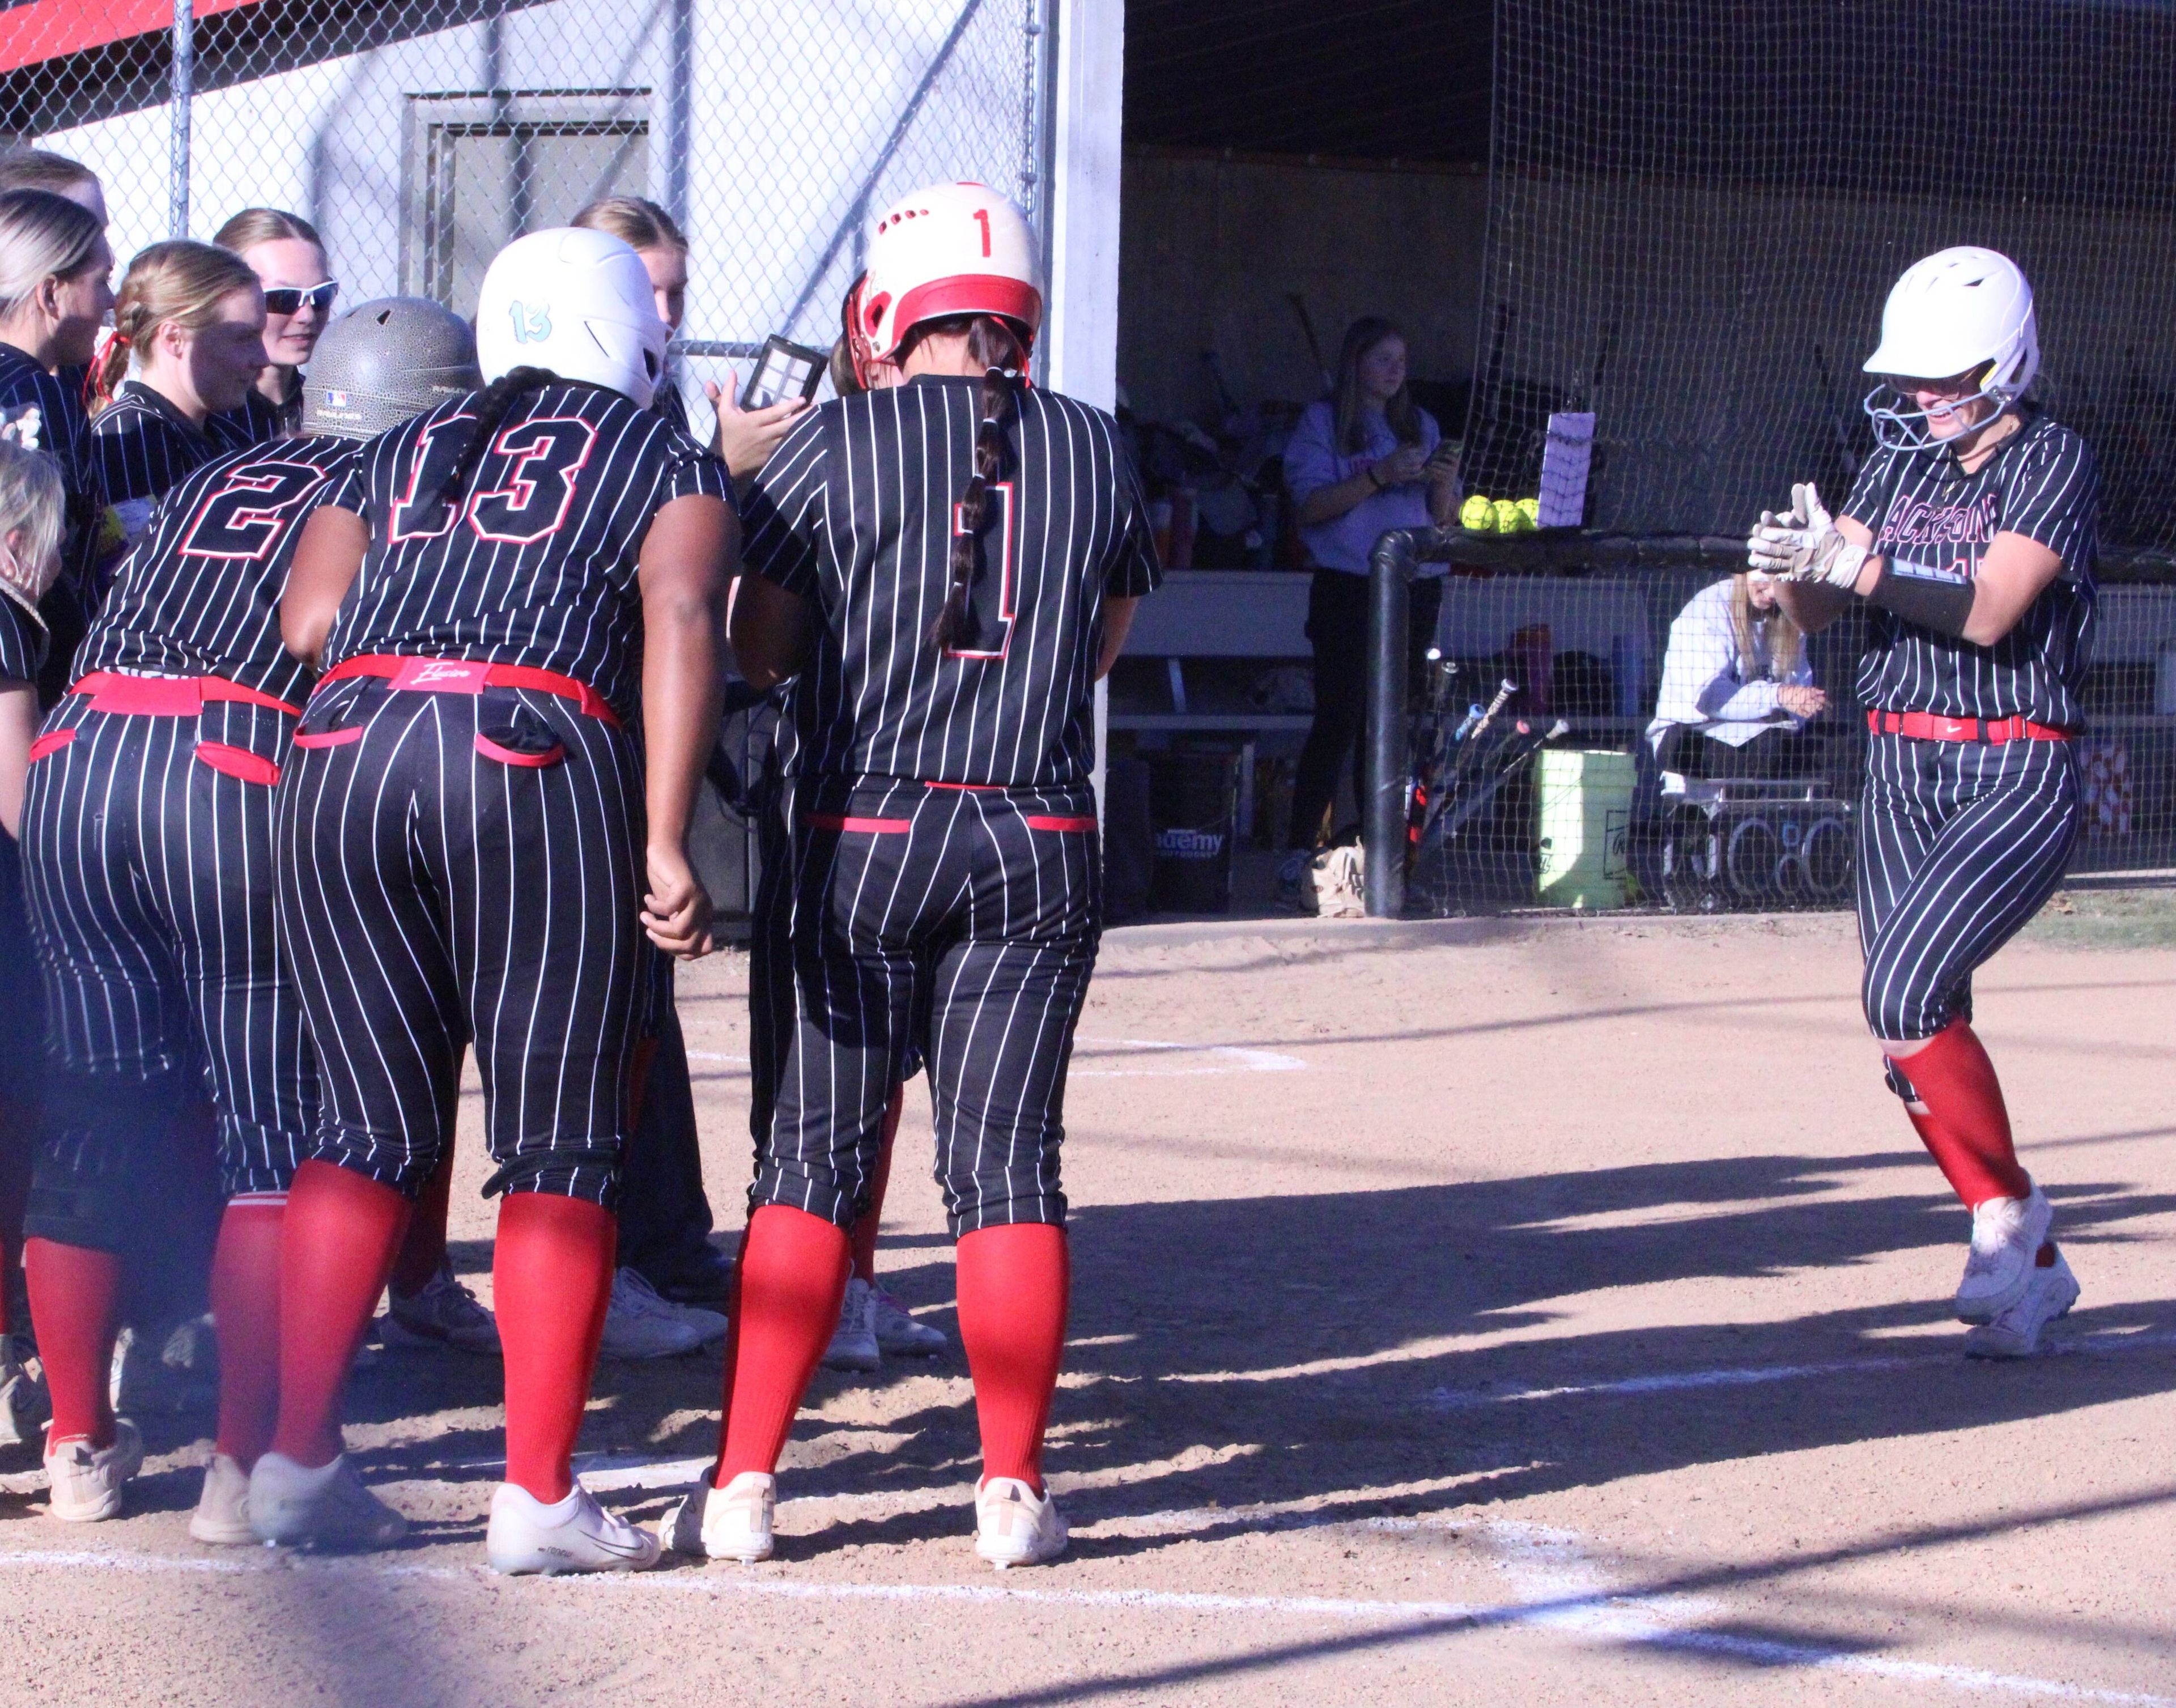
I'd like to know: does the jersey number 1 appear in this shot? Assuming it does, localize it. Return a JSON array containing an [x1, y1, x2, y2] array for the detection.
[[943, 481, 1016, 661]]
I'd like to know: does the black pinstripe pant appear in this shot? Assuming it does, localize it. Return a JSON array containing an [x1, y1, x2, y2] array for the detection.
[[18, 694, 313, 1246], [750, 775, 1101, 1237], [275, 677, 647, 1207], [1857, 732, 2079, 1044]]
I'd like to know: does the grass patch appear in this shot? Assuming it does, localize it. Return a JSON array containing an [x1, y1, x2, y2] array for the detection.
[[2022, 887, 2176, 950]]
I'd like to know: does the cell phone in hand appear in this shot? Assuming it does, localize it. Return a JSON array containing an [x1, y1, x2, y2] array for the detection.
[[739, 335, 828, 411]]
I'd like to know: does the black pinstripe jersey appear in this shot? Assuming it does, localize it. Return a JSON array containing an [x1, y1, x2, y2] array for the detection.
[[1843, 411, 2098, 728], [322, 379, 729, 717], [741, 376, 1160, 788], [75, 434, 353, 704], [91, 383, 221, 517], [0, 344, 91, 498], [0, 589, 48, 685], [210, 385, 298, 454]]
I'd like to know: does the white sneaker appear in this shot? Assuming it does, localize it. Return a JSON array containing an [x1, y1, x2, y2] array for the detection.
[[598, 1268, 709, 1361], [0, 1334, 50, 1448], [1965, 1244, 2080, 1359], [44, 1418, 144, 1522], [871, 1286, 945, 1357], [110, 1316, 218, 1416], [660, 1471, 774, 1563], [382, 1259, 502, 1355], [1956, 1185, 2053, 1324], [190, 1452, 256, 1545], [975, 1476, 1067, 1569], [822, 1276, 881, 1372], [622, 1268, 729, 1344], [248, 1451, 408, 1549], [487, 1480, 662, 1575]]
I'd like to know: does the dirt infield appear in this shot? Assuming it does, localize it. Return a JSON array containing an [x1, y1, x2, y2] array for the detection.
[[2, 900, 2173, 1705]]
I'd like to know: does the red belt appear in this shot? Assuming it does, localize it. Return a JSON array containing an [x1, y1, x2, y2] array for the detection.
[[69, 672, 301, 717], [1866, 709, 2072, 744], [320, 655, 621, 728]]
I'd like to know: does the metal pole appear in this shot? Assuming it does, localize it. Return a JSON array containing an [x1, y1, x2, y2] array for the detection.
[[665, 0, 692, 230], [168, 0, 193, 239], [1363, 529, 1417, 918]]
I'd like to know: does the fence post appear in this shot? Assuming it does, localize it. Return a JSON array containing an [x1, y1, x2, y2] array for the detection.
[[1363, 529, 1417, 917], [168, 0, 193, 238]]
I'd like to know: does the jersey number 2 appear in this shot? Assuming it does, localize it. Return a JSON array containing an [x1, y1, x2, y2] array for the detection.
[[180, 461, 330, 561]]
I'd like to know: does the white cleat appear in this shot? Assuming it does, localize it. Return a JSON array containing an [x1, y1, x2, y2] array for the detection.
[[822, 1277, 881, 1373], [660, 1470, 774, 1563], [190, 1452, 257, 1545], [1965, 1244, 2080, 1359], [974, 1476, 1068, 1570], [871, 1286, 945, 1357], [0, 1335, 50, 1448], [249, 1451, 408, 1550], [487, 1480, 661, 1575], [381, 1259, 502, 1356], [44, 1418, 143, 1523], [598, 1268, 710, 1361], [1955, 1184, 2052, 1324]]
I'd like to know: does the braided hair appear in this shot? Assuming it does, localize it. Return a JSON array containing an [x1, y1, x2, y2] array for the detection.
[[424, 364, 556, 525], [920, 314, 1026, 651]]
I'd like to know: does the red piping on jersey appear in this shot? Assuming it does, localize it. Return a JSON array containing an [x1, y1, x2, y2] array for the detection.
[[27, 729, 74, 762], [293, 727, 362, 749], [320, 655, 622, 728], [1866, 710, 2072, 744], [68, 672, 302, 717], [928, 781, 997, 791], [807, 813, 912, 833], [193, 742, 280, 786], [1023, 815, 1098, 832], [474, 732, 566, 769]]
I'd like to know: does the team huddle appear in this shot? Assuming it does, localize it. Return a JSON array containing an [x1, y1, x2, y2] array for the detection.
[[0, 145, 2096, 1579]]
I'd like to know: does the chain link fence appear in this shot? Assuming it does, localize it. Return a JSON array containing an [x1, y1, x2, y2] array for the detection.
[[2, 0, 1056, 414]]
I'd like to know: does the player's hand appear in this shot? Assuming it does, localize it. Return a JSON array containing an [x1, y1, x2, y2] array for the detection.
[[641, 843, 715, 959], [1375, 444, 1429, 486], [1777, 684, 1828, 719], [707, 373, 809, 481], [1749, 482, 1867, 588]]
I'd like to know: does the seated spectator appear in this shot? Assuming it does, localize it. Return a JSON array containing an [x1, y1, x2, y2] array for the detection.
[[1281, 316, 1460, 861], [212, 208, 335, 445], [1647, 571, 1827, 777]]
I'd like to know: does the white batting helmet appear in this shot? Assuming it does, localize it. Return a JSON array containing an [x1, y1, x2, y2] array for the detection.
[[850, 182, 1042, 379], [474, 227, 669, 409], [1862, 247, 2038, 450]]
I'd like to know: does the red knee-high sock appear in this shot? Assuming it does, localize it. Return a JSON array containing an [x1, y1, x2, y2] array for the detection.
[[955, 1222, 1068, 1494], [713, 1205, 850, 1486], [848, 1087, 905, 1285], [211, 1196, 285, 1468], [1892, 1021, 2032, 1209], [269, 1161, 410, 1469], [388, 1146, 456, 1300], [494, 1192, 616, 1504], [23, 1238, 122, 1448]]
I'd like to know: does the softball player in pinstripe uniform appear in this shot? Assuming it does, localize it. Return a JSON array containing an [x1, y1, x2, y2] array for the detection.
[[15, 299, 482, 1533], [665, 182, 1158, 1571], [82, 242, 268, 613], [1754, 248, 2094, 1358], [254, 228, 733, 1574]]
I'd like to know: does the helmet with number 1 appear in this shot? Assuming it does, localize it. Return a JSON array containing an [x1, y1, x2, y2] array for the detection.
[[851, 182, 1042, 379], [1861, 247, 2038, 451], [473, 227, 670, 409]]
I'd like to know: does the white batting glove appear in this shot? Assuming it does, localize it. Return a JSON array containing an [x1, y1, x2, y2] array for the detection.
[[1746, 482, 1867, 589]]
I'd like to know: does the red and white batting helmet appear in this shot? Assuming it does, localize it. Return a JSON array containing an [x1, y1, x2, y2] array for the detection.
[[849, 182, 1042, 381]]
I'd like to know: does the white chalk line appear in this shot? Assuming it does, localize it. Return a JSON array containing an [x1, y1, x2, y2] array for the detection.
[[0, 1533, 2165, 1705], [1422, 1327, 2176, 1411]]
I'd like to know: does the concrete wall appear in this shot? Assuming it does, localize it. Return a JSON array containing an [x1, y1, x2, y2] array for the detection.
[[1116, 148, 1488, 427]]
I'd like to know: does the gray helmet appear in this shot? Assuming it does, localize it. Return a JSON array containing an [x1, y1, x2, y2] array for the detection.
[[302, 296, 482, 440]]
